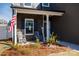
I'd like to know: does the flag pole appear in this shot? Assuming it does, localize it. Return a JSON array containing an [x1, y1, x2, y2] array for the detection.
[[11, 8, 13, 44], [8, 8, 17, 45], [11, 9, 17, 45]]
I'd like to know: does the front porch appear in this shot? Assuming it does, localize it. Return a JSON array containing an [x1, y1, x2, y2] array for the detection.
[[17, 14, 44, 42], [12, 7, 64, 45]]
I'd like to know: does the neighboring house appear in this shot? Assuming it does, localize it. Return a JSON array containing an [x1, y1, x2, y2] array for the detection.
[[11, 3, 64, 44], [0, 19, 12, 40]]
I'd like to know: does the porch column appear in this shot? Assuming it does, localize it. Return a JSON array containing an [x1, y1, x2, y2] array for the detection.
[[14, 20, 17, 45], [46, 15, 50, 41], [14, 10, 17, 45]]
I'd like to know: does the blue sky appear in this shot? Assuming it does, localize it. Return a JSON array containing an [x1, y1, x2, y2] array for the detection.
[[0, 3, 12, 22]]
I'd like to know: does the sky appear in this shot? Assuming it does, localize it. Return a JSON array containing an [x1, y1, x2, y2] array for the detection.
[[0, 3, 12, 22]]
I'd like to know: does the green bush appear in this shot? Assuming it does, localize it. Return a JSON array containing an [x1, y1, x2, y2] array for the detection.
[[33, 36, 41, 48], [36, 37, 40, 43], [46, 32, 58, 46], [19, 48, 32, 55], [30, 44, 41, 49], [10, 44, 19, 50]]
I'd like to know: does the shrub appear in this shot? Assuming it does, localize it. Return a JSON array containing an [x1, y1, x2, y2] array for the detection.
[[30, 44, 41, 49], [46, 32, 58, 46], [9, 44, 21, 50], [19, 48, 32, 55], [10, 44, 32, 55], [32, 36, 41, 48], [35, 36, 40, 43]]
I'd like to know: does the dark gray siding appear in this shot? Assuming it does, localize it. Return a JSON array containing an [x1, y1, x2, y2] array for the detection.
[[51, 3, 79, 44], [37, 3, 57, 11], [17, 13, 43, 41]]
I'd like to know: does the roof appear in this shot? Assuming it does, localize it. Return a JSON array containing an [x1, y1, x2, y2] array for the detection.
[[11, 6, 65, 16]]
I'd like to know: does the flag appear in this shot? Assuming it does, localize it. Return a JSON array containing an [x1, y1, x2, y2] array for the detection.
[[8, 15, 16, 32]]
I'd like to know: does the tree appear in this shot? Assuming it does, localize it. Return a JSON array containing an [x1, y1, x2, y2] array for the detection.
[[8, 20, 11, 26]]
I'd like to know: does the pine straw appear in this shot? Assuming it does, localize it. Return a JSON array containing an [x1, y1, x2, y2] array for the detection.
[[1, 44, 71, 56]]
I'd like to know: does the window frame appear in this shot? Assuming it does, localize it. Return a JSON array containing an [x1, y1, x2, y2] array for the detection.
[[42, 3, 50, 7], [23, 3, 32, 8], [24, 18, 34, 35]]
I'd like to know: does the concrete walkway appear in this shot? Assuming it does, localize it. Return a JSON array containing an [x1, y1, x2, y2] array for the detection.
[[58, 41, 79, 50]]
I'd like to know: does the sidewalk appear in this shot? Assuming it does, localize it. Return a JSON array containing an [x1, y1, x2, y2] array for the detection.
[[58, 40, 79, 50]]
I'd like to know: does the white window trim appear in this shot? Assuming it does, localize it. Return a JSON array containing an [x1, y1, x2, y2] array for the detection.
[[42, 3, 50, 7], [23, 3, 32, 8], [24, 18, 34, 35]]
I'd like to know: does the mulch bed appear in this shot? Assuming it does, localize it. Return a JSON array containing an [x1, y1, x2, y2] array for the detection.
[[1, 44, 71, 56]]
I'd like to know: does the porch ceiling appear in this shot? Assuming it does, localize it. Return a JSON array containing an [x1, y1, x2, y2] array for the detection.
[[14, 8, 64, 16]]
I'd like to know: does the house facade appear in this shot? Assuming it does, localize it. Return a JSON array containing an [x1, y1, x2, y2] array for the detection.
[[11, 3, 64, 45]]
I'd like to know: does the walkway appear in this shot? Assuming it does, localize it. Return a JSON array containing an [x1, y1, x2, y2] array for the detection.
[[58, 41, 79, 50]]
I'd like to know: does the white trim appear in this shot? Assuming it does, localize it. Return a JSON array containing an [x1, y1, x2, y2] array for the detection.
[[16, 8, 64, 16], [24, 18, 34, 35], [23, 3, 32, 8], [42, 3, 50, 7]]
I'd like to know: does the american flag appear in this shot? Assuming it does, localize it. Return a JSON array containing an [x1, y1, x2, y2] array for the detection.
[[8, 15, 16, 32]]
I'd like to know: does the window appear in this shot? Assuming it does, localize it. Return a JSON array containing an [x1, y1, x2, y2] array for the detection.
[[23, 3, 32, 8], [25, 19, 34, 35], [42, 3, 49, 7]]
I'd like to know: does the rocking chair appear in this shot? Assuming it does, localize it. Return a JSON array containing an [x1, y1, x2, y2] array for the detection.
[[17, 30, 26, 44]]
